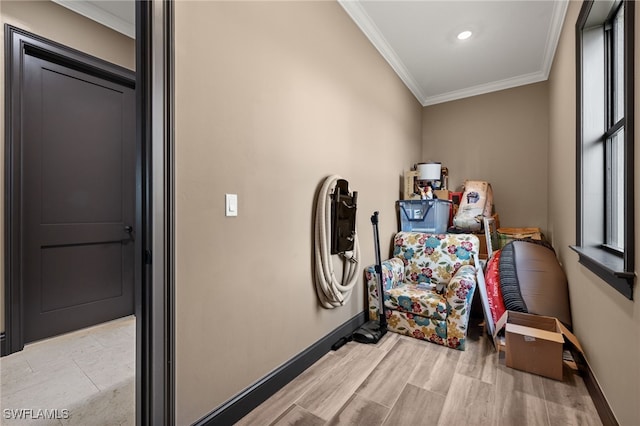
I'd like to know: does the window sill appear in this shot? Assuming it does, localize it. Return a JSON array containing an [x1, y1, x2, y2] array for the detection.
[[570, 245, 635, 300]]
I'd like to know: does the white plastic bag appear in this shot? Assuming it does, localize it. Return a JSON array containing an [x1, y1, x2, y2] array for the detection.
[[453, 180, 493, 231]]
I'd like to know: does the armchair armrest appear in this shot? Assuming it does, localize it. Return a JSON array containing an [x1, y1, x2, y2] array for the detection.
[[444, 264, 477, 311], [365, 257, 405, 292], [365, 257, 404, 320], [443, 264, 477, 349]]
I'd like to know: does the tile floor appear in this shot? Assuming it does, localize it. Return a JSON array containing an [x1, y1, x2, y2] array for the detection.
[[0, 316, 135, 426]]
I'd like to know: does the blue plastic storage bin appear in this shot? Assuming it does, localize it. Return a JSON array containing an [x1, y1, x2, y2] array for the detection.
[[398, 199, 451, 233]]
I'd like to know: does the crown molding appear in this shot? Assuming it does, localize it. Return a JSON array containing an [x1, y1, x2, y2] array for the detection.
[[338, 0, 428, 103], [422, 71, 548, 106], [541, 0, 570, 80]]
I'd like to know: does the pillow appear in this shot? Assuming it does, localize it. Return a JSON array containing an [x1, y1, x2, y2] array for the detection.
[[484, 249, 506, 324]]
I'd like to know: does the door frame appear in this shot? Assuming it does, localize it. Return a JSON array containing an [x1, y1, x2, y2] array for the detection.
[[136, 1, 175, 424], [3, 0, 175, 423]]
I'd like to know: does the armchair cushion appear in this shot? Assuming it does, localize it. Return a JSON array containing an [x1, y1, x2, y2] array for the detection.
[[385, 285, 448, 320]]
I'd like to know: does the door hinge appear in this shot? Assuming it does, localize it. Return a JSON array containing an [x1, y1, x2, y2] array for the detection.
[[144, 250, 152, 265]]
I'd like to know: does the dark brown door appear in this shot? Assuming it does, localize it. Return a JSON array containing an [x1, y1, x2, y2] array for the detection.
[[21, 53, 135, 343]]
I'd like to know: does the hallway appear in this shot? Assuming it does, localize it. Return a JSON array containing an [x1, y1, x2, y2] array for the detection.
[[0, 316, 134, 425]]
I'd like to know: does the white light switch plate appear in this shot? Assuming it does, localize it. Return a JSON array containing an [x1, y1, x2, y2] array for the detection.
[[225, 194, 238, 217]]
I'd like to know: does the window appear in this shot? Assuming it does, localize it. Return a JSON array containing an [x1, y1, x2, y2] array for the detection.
[[605, 4, 625, 251], [573, 0, 635, 299]]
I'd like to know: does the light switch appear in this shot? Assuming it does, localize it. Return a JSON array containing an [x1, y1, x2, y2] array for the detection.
[[225, 194, 238, 217]]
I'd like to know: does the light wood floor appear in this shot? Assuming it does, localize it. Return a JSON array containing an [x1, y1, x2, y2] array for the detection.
[[236, 320, 601, 426]]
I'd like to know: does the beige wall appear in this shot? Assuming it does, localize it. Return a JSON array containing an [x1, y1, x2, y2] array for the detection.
[[0, 1, 135, 333], [422, 82, 550, 234], [174, 1, 421, 424], [548, 1, 640, 425]]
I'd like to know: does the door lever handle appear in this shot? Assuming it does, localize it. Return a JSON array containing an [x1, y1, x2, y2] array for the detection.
[[122, 225, 134, 243]]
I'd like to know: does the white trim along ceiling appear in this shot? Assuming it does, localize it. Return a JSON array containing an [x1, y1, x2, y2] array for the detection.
[[55, 0, 569, 107]]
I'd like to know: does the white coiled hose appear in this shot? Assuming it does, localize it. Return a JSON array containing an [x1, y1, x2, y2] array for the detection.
[[314, 175, 361, 308]]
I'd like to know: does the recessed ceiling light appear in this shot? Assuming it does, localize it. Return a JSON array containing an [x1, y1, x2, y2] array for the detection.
[[457, 30, 473, 40]]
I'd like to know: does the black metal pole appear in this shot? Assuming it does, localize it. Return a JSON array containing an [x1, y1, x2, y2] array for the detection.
[[371, 212, 387, 331]]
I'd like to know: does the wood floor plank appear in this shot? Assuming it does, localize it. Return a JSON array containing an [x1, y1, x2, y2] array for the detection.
[[496, 363, 546, 398], [295, 342, 387, 420], [331, 331, 397, 359], [382, 384, 446, 426], [541, 367, 601, 425], [270, 404, 325, 426], [326, 394, 389, 426], [237, 352, 341, 426], [339, 338, 391, 361], [456, 326, 498, 385], [494, 365, 549, 426], [355, 338, 426, 407], [376, 331, 401, 353], [437, 373, 495, 426], [545, 401, 603, 426], [408, 341, 461, 396]]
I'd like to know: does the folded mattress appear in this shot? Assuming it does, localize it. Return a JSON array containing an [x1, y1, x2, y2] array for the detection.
[[498, 240, 572, 328]]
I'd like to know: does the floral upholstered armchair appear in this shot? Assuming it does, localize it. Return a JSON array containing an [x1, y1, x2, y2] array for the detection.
[[365, 232, 480, 350]]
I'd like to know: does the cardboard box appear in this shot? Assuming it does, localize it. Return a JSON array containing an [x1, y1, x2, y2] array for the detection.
[[497, 227, 543, 247], [493, 311, 583, 381], [433, 189, 450, 200], [477, 233, 488, 260], [475, 214, 500, 260]]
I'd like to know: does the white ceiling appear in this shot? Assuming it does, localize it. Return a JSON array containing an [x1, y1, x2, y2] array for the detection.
[[55, 0, 569, 107], [340, 0, 568, 106]]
